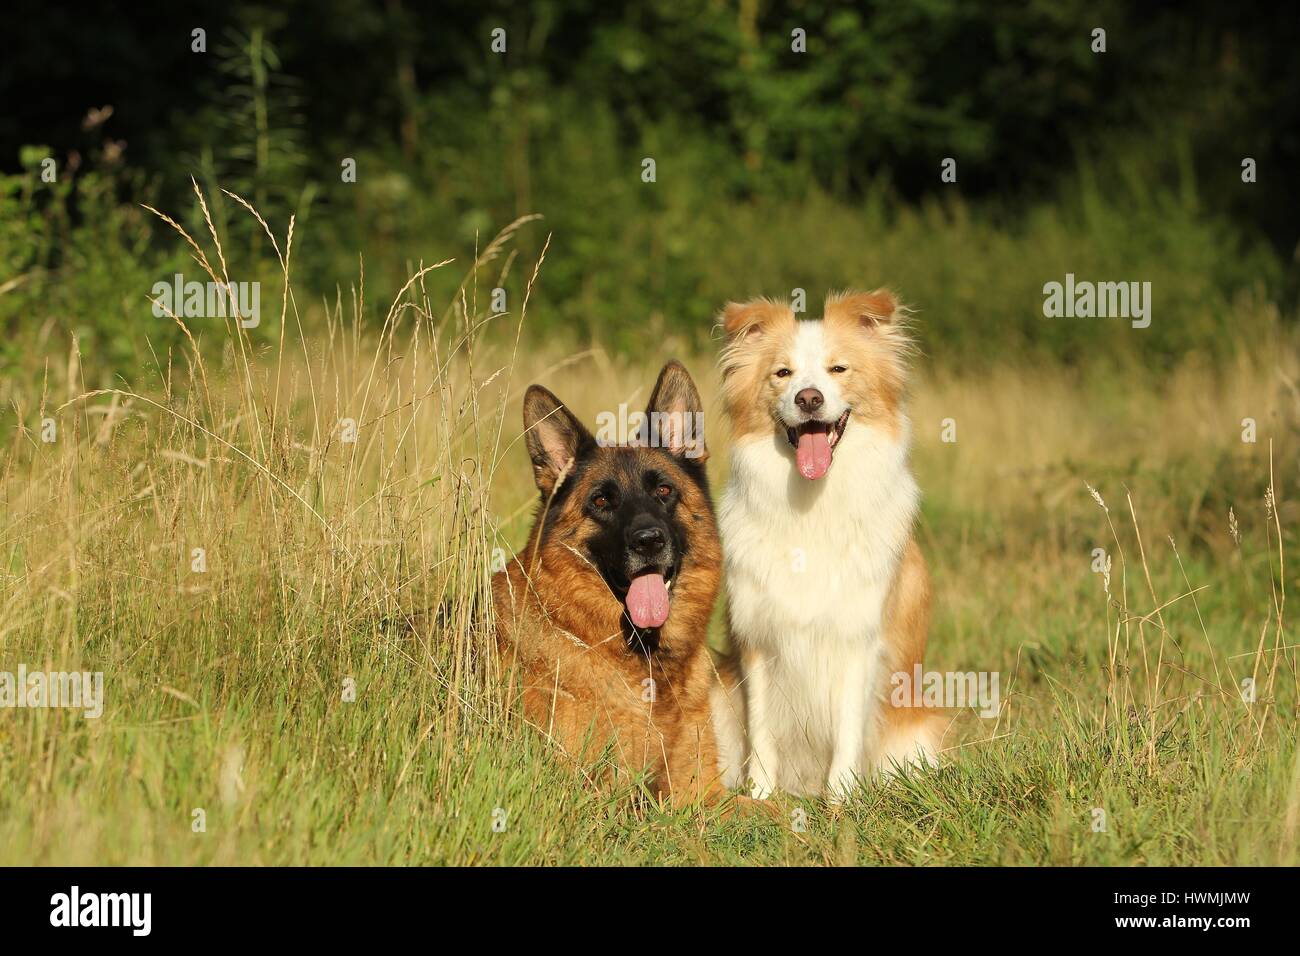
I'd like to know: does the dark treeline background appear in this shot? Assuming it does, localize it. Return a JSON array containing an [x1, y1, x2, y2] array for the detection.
[[2, 0, 1297, 373]]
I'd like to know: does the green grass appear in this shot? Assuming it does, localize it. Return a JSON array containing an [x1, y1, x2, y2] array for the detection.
[[0, 196, 1297, 867]]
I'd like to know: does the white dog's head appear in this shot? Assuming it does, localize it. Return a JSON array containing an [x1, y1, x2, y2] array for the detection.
[[718, 290, 913, 479]]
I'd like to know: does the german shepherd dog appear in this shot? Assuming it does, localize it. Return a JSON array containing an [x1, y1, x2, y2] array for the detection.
[[492, 361, 731, 804]]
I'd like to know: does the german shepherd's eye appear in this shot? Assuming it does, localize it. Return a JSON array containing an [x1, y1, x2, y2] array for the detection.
[[654, 483, 673, 501], [829, 365, 847, 374], [589, 491, 612, 510], [774, 368, 792, 378]]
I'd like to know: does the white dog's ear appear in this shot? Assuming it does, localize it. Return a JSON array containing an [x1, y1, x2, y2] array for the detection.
[[825, 289, 903, 328], [719, 298, 793, 342], [643, 360, 706, 461], [522, 385, 594, 495]]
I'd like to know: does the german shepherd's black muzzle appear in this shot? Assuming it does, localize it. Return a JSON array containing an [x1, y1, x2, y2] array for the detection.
[[592, 498, 680, 632]]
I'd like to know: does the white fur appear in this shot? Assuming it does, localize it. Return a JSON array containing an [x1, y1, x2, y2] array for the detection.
[[718, 320, 927, 798]]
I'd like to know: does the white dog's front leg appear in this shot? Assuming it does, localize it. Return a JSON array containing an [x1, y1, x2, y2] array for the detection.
[[743, 651, 780, 799], [826, 653, 870, 802]]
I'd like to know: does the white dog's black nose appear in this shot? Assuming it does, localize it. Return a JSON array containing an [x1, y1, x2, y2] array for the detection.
[[795, 388, 824, 413]]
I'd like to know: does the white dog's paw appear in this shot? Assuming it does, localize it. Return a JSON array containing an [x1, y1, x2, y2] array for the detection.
[[825, 767, 860, 804], [748, 771, 776, 800]]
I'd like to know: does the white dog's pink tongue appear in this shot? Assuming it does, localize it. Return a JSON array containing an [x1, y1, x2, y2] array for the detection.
[[796, 430, 832, 480], [626, 573, 670, 628]]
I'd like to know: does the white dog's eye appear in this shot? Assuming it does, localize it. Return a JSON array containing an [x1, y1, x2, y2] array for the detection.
[[829, 365, 847, 374], [774, 368, 792, 378]]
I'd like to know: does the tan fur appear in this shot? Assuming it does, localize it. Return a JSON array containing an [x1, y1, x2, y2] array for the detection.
[[718, 299, 798, 441], [822, 290, 912, 440], [879, 539, 948, 758]]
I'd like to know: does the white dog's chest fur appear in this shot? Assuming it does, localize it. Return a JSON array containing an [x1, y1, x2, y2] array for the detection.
[[719, 422, 918, 795]]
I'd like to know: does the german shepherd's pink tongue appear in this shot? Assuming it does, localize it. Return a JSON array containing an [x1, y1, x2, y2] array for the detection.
[[626, 572, 670, 628], [796, 430, 832, 480]]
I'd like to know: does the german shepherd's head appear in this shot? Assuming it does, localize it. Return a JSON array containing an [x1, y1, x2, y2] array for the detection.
[[520, 361, 718, 650]]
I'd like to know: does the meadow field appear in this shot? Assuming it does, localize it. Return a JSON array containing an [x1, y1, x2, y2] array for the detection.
[[1, 196, 1296, 866]]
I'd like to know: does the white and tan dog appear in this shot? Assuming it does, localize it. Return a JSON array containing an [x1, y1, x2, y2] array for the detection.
[[710, 290, 944, 799]]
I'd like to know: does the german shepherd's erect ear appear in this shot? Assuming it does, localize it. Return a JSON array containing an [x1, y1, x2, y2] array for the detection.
[[522, 385, 595, 496], [642, 360, 707, 463]]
